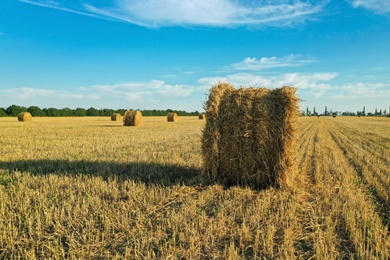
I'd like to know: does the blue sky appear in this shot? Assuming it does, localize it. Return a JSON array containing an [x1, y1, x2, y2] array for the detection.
[[0, 0, 389, 113]]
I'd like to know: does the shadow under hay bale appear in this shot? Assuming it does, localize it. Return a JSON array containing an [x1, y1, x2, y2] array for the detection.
[[111, 113, 122, 121], [202, 82, 300, 190], [123, 110, 142, 126], [18, 112, 32, 122], [167, 113, 178, 122], [198, 113, 206, 120]]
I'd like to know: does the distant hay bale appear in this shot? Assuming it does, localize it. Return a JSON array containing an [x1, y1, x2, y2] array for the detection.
[[123, 110, 142, 126], [167, 113, 178, 122], [111, 113, 122, 121], [202, 82, 300, 189], [199, 113, 206, 120], [332, 113, 337, 118], [17, 112, 32, 122]]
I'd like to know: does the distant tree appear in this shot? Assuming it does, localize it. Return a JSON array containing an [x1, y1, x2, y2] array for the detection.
[[0, 107, 7, 117], [99, 108, 115, 116], [6, 104, 27, 116], [142, 110, 153, 116], [324, 106, 328, 116], [61, 107, 73, 116], [74, 107, 86, 116], [363, 106, 366, 116], [115, 109, 127, 115], [86, 107, 99, 116], [44, 107, 61, 116], [27, 106, 46, 117]]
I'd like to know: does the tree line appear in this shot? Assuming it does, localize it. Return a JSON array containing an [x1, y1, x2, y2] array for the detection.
[[0, 105, 201, 117], [303, 106, 390, 117]]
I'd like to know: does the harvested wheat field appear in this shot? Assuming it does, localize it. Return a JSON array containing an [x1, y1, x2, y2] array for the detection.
[[0, 116, 389, 259]]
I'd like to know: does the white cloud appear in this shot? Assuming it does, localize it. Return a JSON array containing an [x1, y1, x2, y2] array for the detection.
[[19, 0, 97, 17], [0, 87, 99, 101], [229, 54, 318, 71], [0, 81, 196, 109], [331, 82, 390, 99], [198, 71, 337, 99], [199, 72, 336, 87], [21, 0, 329, 28], [348, 0, 390, 14], [85, 80, 194, 103]]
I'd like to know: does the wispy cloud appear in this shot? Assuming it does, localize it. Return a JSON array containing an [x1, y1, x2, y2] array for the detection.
[[2, 75, 388, 111], [19, 0, 97, 18], [199, 71, 390, 103], [331, 82, 390, 99], [84, 80, 194, 102], [348, 0, 390, 14], [20, 0, 329, 28], [0, 87, 98, 100], [0, 81, 195, 109], [198, 71, 337, 99], [228, 54, 318, 71]]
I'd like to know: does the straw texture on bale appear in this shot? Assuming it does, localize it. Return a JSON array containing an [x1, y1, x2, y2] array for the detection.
[[123, 110, 143, 126], [167, 113, 178, 122], [202, 82, 300, 189], [198, 113, 206, 120], [17, 112, 32, 122], [111, 113, 122, 121]]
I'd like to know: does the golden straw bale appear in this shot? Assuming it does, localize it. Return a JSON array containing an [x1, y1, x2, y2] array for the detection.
[[17, 112, 32, 122], [167, 112, 178, 122], [123, 110, 143, 126], [202, 82, 300, 189], [198, 113, 206, 119], [111, 113, 122, 121]]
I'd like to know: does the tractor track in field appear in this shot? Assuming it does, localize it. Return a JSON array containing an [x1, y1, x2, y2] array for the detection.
[[333, 125, 390, 167], [296, 122, 361, 259], [328, 129, 390, 232], [328, 128, 389, 200]]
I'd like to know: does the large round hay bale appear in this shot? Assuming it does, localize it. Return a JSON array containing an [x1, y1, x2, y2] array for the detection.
[[198, 113, 206, 120], [123, 110, 142, 126], [17, 112, 32, 122], [332, 113, 337, 118], [167, 112, 178, 122], [202, 82, 300, 189], [111, 113, 122, 121]]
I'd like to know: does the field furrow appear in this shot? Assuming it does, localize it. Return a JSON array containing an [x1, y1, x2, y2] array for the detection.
[[297, 118, 390, 259], [329, 129, 389, 199]]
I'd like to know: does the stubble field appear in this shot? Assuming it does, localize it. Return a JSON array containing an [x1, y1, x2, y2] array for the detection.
[[0, 116, 389, 259]]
